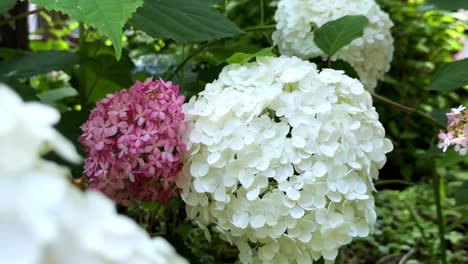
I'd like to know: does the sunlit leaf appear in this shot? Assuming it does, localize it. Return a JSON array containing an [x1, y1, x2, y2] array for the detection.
[[314, 15, 369, 56]]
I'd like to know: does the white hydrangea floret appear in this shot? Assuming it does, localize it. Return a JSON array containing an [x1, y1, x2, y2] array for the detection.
[[0, 84, 187, 264], [179, 56, 393, 263], [272, 0, 394, 90]]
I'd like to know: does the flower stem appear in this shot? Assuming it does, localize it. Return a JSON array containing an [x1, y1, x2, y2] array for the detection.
[[259, 0, 265, 25], [0, 8, 45, 27], [167, 42, 212, 80], [78, 22, 88, 108], [243, 24, 276, 32], [433, 164, 447, 264], [370, 92, 445, 127]]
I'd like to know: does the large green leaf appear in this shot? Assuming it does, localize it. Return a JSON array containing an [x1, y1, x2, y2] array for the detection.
[[79, 54, 134, 103], [37, 87, 78, 103], [30, 0, 144, 60], [0, 0, 16, 14], [427, 0, 468, 10], [0, 50, 78, 78], [426, 58, 468, 92], [314, 15, 369, 56], [130, 0, 243, 43], [226, 47, 275, 64]]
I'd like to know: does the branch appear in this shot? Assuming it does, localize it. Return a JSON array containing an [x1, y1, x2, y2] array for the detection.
[[0, 8, 45, 27], [167, 42, 212, 80], [370, 92, 445, 127], [243, 24, 276, 32]]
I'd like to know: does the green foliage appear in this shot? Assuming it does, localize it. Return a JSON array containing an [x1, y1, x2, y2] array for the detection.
[[0, 0, 467, 263], [314, 15, 369, 56], [344, 184, 468, 263], [427, 0, 468, 10], [75, 41, 134, 103], [37, 87, 78, 104], [226, 47, 275, 64], [0, 0, 16, 14], [130, 0, 243, 44], [455, 180, 468, 206], [426, 58, 468, 92], [0, 50, 78, 78], [30, 0, 144, 59]]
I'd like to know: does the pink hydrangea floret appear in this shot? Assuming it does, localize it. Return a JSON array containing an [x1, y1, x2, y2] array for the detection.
[[79, 78, 186, 205], [437, 105, 467, 156]]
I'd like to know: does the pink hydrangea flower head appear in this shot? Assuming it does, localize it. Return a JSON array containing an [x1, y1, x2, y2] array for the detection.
[[437, 105, 467, 156], [79, 78, 186, 205]]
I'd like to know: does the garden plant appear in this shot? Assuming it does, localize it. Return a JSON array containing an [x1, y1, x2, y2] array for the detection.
[[0, 0, 467, 263]]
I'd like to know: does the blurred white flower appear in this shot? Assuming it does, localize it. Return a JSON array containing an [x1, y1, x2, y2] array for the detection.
[[0, 84, 80, 174], [272, 0, 394, 90], [179, 56, 393, 263], [0, 84, 187, 264]]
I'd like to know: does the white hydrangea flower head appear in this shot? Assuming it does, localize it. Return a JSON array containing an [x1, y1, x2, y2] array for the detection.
[[179, 56, 393, 263], [0, 84, 187, 264], [272, 0, 394, 90]]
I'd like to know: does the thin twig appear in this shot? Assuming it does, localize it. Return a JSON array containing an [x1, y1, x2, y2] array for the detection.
[[243, 24, 276, 32], [0, 8, 45, 27], [374, 179, 417, 187], [167, 42, 212, 80], [398, 247, 416, 264], [259, 0, 264, 25], [370, 92, 445, 127]]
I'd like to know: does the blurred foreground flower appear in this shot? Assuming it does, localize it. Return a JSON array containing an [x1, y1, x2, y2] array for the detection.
[[438, 105, 467, 155], [79, 78, 186, 205], [0, 84, 187, 264], [179, 56, 393, 263], [272, 0, 394, 90]]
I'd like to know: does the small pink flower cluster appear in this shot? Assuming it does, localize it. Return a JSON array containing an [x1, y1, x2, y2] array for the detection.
[[79, 78, 186, 205], [438, 105, 468, 156]]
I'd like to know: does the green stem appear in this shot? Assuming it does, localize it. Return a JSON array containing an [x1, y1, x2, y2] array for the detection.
[[243, 24, 276, 32], [374, 179, 416, 187], [433, 165, 447, 264], [78, 22, 88, 108], [402, 200, 430, 247], [0, 8, 45, 27], [167, 42, 212, 80], [259, 0, 264, 25], [370, 92, 445, 127], [447, 213, 468, 231]]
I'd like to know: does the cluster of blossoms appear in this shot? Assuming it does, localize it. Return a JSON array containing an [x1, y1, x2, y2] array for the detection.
[[0, 84, 187, 264], [179, 56, 393, 263], [438, 105, 467, 155], [79, 78, 186, 205], [272, 0, 394, 90]]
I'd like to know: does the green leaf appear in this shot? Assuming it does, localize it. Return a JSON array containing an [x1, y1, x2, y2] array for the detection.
[[226, 47, 275, 64], [30, 0, 144, 59], [314, 15, 369, 56], [426, 58, 468, 92], [0, 48, 25, 59], [0, 78, 38, 101], [37, 87, 78, 103], [130, 0, 243, 43], [430, 108, 449, 125], [78, 54, 134, 103], [454, 180, 468, 206], [436, 149, 467, 167], [331, 59, 359, 79], [427, 0, 468, 10], [0, 50, 78, 78], [0, 0, 16, 14]]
